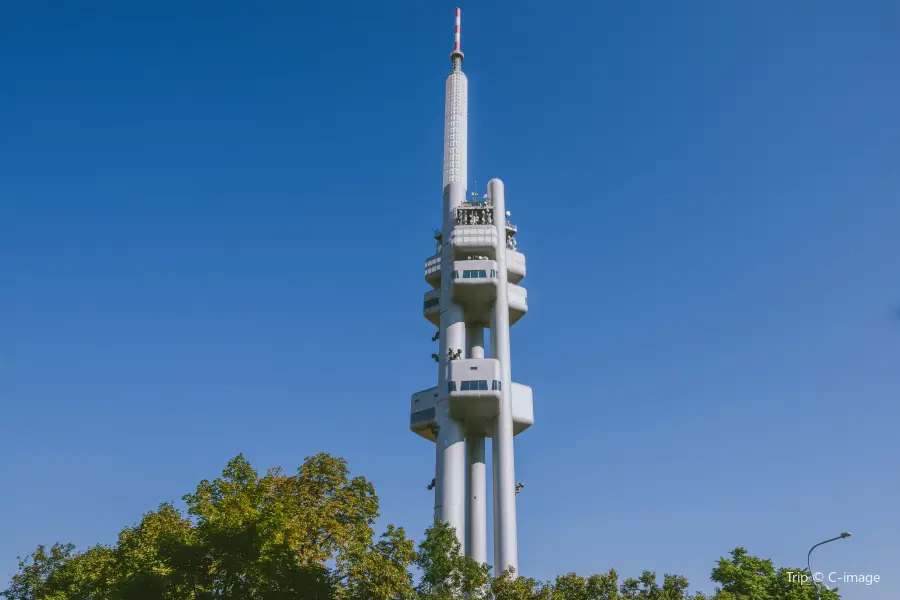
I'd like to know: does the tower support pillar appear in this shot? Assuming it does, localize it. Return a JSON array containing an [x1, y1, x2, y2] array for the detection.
[[467, 325, 485, 358], [465, 434, 487, 564], [488, 178, 518, 576]]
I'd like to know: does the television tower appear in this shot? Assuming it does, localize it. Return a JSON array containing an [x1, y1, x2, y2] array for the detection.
[[410, 8, 533, 576]]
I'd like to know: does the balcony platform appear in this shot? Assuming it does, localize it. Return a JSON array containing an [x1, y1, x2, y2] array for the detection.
[[424, 249, 525, 288], [450, 225, 498, 258], [422, 283, 527, 327], [447, 358, 501, 421], [409, 381, 534, 442], [422, 289, 440, 325], [451, 260, 498, 319]]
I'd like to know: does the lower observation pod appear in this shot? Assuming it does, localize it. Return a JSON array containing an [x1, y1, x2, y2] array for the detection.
[[422, 282, 528, 327], [409, 380, 534, 440]]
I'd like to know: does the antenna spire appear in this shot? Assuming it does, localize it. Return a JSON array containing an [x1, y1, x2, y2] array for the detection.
[[454, 8, 461, 53], [451, 8, 464, 68]]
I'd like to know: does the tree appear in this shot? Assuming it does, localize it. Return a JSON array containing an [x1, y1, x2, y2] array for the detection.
[[108, 502, 200, 599], [339, 524, 416, 600], [490, 567, 552, 600], [617, 571, 707, 600], [177, 452, 399, 599], [709, 548, 839, 600], [415, 518, 491, 600], [553, 570, 620, 600], [3, 453, 412, 600]]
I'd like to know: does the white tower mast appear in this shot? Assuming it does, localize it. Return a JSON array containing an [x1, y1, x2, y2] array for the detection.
[[410, 8, 533, 577], [433, 5, 468, 554]]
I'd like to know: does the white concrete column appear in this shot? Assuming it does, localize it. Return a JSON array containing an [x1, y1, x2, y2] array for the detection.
[[465, 434, 487, 564], [438, 312, 466, 548], [435, 179, 467, 550], [489, 178, 518, 576], [467, 325, 485, 358], [489, 314, 500, 565]]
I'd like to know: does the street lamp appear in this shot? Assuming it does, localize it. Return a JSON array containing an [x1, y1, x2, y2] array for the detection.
[[807, 532, 851, 600]]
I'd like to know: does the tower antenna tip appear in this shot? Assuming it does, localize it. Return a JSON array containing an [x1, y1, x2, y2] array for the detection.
[[453, 8, 462, 55]]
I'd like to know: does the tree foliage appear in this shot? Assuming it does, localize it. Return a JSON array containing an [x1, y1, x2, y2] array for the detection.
[[3, 454, 839, 600], [707, 548, 840, 600]]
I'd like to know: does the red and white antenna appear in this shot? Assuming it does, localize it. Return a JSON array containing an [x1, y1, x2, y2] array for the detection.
[[454, 8, 461, 53]]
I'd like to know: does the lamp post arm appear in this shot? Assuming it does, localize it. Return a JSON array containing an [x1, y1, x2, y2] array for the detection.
[[807, 536, 844, 573]]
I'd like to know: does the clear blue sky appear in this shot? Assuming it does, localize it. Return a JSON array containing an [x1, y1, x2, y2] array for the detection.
[[1, 1, 897, 597]]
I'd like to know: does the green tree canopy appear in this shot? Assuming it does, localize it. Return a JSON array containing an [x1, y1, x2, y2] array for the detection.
[[3, 454, 839, 600], [708, 548, 840, 600]]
